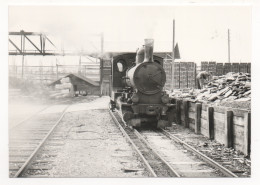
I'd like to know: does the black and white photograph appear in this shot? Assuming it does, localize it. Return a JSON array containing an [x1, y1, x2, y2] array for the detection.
[[1, 0, 259, 184]]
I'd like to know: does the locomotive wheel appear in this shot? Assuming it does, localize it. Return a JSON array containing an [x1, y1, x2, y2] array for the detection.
[[157, 115, 171, 128], [157, 120, 169, 129], [123, 111, 134, 122]]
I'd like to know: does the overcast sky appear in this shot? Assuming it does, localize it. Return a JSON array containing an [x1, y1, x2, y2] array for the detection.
[[8, 6, 251, 65]]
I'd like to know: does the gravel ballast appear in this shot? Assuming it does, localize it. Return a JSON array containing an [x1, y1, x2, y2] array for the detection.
[[46, 109, 148, 177], [167, 124, 251, 177]]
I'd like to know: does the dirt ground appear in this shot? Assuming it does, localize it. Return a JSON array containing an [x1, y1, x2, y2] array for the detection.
[[45, 98, 148, 177], [9, 95, 149, 177], [47, 113, 148, 177], [9, 97, 48, 129]]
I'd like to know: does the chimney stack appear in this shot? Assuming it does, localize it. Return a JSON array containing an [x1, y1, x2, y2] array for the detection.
[[143, 39, 154, 62]]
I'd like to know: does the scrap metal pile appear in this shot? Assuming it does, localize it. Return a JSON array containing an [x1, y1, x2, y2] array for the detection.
[[170, 72, 251, 109]]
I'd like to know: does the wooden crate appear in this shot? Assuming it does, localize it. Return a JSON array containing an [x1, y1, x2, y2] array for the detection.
[[216, 63, 223, 76], [232, 63, 240, 73], [208, 61, 216, 75], [224, 63, 231, 74], [239, 63, 248, 73], [247, 63, 251, 74], [201, 61, 208, 72], [170, 62, 196, 89]]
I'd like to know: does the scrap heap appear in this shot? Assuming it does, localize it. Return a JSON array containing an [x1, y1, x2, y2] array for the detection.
[[170, 72, 251, 109], [197, 72, 251, 102]]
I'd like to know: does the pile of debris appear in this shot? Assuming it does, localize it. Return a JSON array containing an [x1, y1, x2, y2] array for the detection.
[[169, 88, 198, 99], [49, 77, 73, 99], [196, 72, 251, 102], [170, 72, 251, 109]]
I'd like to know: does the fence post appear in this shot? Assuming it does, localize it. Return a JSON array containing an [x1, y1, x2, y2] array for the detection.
[[243, 112, 251, 156], [22, 55, 24, 79], [194, 63, 197, 89], [224, 110, 233, 147], [56, 64, 59, 79], [176, 99, 182, 125], [208, 107, 214, 140], [183, 100, 189, 128], [15, 65, 17, 78], [186, 67, 188, 88], [195, 103, 202, 134]]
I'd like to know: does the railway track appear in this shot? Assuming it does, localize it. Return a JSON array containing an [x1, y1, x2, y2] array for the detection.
[[9, 99, 73, 130], [109, 110, 238, 178], [159, 129, 238, 177], [109, 110, 180, 177], [9, 103, 71, 177]]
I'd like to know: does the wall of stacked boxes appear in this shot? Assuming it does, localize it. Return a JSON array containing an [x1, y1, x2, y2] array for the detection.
[[163, 60, 251, 91], [201, 61, 251, 76], [163, 60, 197, 90], [100, 59, 112, 96]]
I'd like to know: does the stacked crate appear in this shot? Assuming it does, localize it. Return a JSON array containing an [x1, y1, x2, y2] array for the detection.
[[239, 63, 248, 73], [101, 59, 111, 82], [163, 60, 172, 91], [224, 63, 231, 74], [208, 61, 216, 76], [231, 63, 240, 73], [201, 61, 208, 72], [187, 62, 196, 88], [216, 63, 224, 76], [179, 62, 188, 89], [200, 62, 251, 76], [173, 62, 180, 89], [247, 63, 251, 74]]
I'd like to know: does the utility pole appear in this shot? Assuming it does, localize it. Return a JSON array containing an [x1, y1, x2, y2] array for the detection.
[[101, 32, 104, 57], [21, 33, 25, 79], [171, 19, 175, 92], [22, 55, 24, 78], [79, 55, 81, 74], [40, 60, 43, 85], [228, 29, 230, 63], [100, 32, 104, 94], [56, 58, 59, 80]]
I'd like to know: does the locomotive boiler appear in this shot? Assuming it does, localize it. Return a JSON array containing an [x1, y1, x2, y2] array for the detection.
[[110, 39, 174, 128]]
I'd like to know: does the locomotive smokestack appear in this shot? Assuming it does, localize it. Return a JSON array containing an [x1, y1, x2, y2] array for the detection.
[[143, 39, 154, 62]]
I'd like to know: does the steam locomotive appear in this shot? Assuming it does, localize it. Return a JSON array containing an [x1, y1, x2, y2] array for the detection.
[[109, 39, 174, 128]]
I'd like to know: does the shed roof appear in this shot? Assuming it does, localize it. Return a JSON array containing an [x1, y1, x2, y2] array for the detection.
[[49, 73, 99, 87]]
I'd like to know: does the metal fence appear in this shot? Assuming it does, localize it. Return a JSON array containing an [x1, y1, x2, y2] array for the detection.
[[9, 64, 100, 85]]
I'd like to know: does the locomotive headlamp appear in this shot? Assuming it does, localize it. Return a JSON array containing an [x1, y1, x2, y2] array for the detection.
[[161, 94, 169, 104], [131, 93, 139, 103]]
